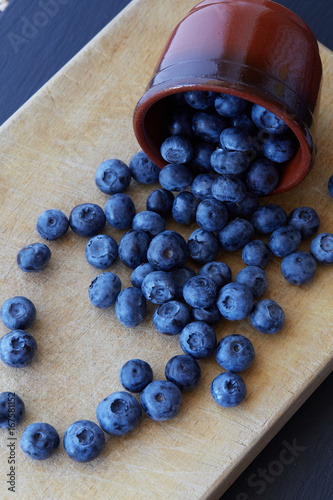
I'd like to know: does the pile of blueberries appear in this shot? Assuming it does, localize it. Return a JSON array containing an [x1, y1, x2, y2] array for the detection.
[[1, 90, 333, 463]]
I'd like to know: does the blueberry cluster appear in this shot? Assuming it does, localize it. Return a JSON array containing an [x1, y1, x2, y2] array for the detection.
[[2, 90, 333, 463]]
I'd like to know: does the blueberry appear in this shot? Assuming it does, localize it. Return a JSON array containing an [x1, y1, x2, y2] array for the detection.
[[216, 334, 255, 372], [153, 300, 191, 335], [36, 209, 69, 240], [211, 372, 246, 407], [250, 299, 285, 333], [251, 104, 288, 134], [96, 391, 142, 435], [198, 261, 232, 289], [160, 135, 194, 164], [166, 105, 194, 140], [188, 142, 216, 174], [287, 207, 320, 239], [261, 133, 297, 163], [146, 188, 174, 217], [63, 420, 105, 462], [17, 242, 51, 272], [231, 112, 258, 134], [132, 211, 166, 238], [129, 151, 160, 184], [210, 148, 251, 175], [0, 392, 25, 428], [218, 218, 254, 251], [235, 266, 267, 298], [192, 111, 227, 143], [281, 251, 317, 284], [165, 355, 201, 390], [159, 163, 193, 191], [183, 276, 218, 308], [88, 272, 121, 308], [196, 198, 228, 232], [85, 234, 118, 269], [1, 296, 36, 330], [212, 174, 247, 203], [184, 90, 215, 110], [242, 240, 271, 269], [140, 380, 182, 421], [105, 193, 135, 229], [191, 303, 222, 325], [115, 287, 147, 327], [172, 191, 198, 225], [95, 159, 131, 194], [225, 191, 260, 217], [118, 230, 150, 269], [147, 230, 187, 271], [0, 330, 37, 368], [20, 423, 60, 460], [141, 271, 176, 304], [171, 266, 196, 299], [187, 229, 219, 264], [251, 204, 287, 234], [131, 263, 155, 288], [328, 175, 333, 198], [179, 321, 217, 359], [214, 93, 248, 117], [217, 282, 254, 321], [310, 233, 333, 264], [191, 173, 216, 200], [268, 226, 302, 257], [220, 127, 254, 152], [119, 359, 153, 392], [69, 203, 106, 237], [246, 158, 279, 196]]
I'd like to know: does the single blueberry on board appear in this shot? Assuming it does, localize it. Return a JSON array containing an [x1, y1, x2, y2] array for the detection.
[[131, 263, 155, 288], [159, 163, 193, 192], [246, 158, 279, 196], [187, 229, 219, 264], [184, 90, 216, 110], [105, 193, 136, 229], [0, 330, 37, 368], [17, 243, 51, 272], [172, 191, 198, 225], [96, 391, 142, 436], [310, 233, 333, 264], [242, 240, 271, 269], [179, 321, 217, 359], [212, 174, 247, 203], [192, 111, 227, 143], [160, 135, 194, 164], [1, 296, 36, 330], [69, 203, 106, 237], [95, 159, 131, 195], [63, 420, 105, 462], [146, 188, 174, 217], [250, 299, 285, 333], [85, 234, 118, 269], [36, 209, 69, 240], [129, 151, 160, 184], [217, 282, 254, 321], [141, 271, 176, 304], [198, 261, 232, 290], [196, 198, 228, 232], [183, 276, 218, 309], [20, 423, 60, 460], [165, 355, 201, 390], [147, 230, 187, 272], [287, 207, 320, 239], [211, 372, 246, 407], [119, 359, 153, 392], [214, 93, 248, 117], [235, 266, 267, 298], [218, 218, 254, 251], [140, 380, 182, 421], [153, 300, 191, 335], [88, 272, 121, 309], [132, 211, 166, 239], [251, 104, 289, 134], [281, 251, 317, 285], [251, 204, 287, 234], [268, 226, 302, 257], [118, 230, 150, 269], [0, 392, 25, 428], [115, 287, 147, 327], [216, 334, 255, 372]]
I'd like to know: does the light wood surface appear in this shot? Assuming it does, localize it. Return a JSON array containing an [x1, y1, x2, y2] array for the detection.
[[0, 0, 332, 498]]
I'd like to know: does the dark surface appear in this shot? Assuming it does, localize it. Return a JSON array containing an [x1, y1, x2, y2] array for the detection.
[[0, 0, 332, 499]]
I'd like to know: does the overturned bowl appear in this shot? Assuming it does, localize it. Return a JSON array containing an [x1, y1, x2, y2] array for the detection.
[[133, 0, 322, 194]]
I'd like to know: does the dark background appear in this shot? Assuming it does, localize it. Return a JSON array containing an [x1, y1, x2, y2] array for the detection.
[[0, 1, 332, 499]]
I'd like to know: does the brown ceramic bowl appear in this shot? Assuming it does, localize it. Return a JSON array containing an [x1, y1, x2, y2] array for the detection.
[[133, 0, 322, 194]]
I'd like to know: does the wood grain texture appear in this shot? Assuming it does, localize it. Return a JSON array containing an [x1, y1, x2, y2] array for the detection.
[[0, 1, 332, 499]]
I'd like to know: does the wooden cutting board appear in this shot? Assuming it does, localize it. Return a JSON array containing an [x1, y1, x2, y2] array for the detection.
[[0, 0, 332, 498]]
